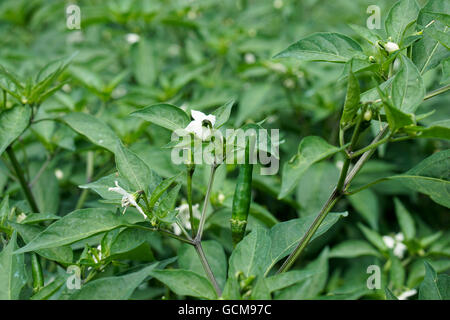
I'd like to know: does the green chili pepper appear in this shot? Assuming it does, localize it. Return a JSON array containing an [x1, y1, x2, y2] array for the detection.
[[31, 252, 44, 293], [230, 137, 253, 247]]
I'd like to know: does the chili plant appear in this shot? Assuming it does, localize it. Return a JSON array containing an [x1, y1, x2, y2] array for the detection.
[[0, 0, 449, 300]]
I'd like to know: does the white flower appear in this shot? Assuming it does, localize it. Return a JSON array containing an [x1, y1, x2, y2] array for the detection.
[[92, 245, 102, 264], [384, 41, 399, 53], [184, 110, 216, 141], [245, 53, 256, 64], [283, 78, 295, 89], [383, 233, 407, 259], [16, 213, 27, 223], [108, 181, 146, 218], [172, 203, 201, 235], [54, 169, 64, 180], [273, 0, 283, 9], [398, 289, 417, 300], [126, 33, 140, 44]]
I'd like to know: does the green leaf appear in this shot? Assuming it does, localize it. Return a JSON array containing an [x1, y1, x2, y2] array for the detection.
[[14, 208, 129, 254], [0, 232, 28, 299], [388, 149, 450, 208], [407, 259, 450, 287], [80, 173, 130, 201], [30, 275, 67, 300], [426, 27, 450, 49], [131, 39, 156, 87], [348, 189, 380, 231], [273, 32, 363, 63], [150, 269, 217, 300], [148, 173, 182, 208], [340, 63, 360, 127], [212, 99, 235, 128], [21, 212, 61, 224], [385, 288, 399, 300], [266, 212, 347, 275], [391, 55, 425, 113], [389, 250, 406, 289], [130, 103, 190, 132], [404, 120, 450, 140], [0, 105, 31, 155], [276, 248, 329, 299], [385, 0, 420, 44], [265, 270, 317, 292], [63, 112, 119, 153], [279, 136, 340, 199], [329, 240, 381, 258], [394, 198, 416, 240], [69, 261, 168, 300], [419, 261, 450, 299], [358, 223, 388, 252], [178, 240, 227, 289], [228, 225, 271, 279], [115, 142, 153, 193], [250, 277, 271, 300], [69, 65, 104, 93], [10, 222, 73, 264], [349, 24, 382, 45], [296, 162, 340, 217], [412, 0, 450, 74]]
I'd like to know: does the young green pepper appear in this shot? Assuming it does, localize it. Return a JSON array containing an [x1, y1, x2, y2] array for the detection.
[[230, 137, 253, 247]]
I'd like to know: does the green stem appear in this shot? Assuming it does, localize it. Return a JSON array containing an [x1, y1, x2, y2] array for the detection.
[[349, 136, 390, 159], [75, 151, 94, 210], [423, 84, 450, 101], [187, 167, 196, 236], [194, 241, 222, 297], [195, 164, 217, 242], [6, 146, 39, 212], [277, 126, 389, 274]]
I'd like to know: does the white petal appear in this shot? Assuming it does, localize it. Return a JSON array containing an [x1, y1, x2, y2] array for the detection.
[[185, 120, 203, 135], [398, 289, 417, 300], [108, 181, 129, 196], [172, 223, 182, 236], [394, 242, 407, 259], [191, 110, 207, 121], [204, 114, 216, 127], [382, 236, 395, 249], [385, 42, 399, 53], [395, 233, 404, 242]]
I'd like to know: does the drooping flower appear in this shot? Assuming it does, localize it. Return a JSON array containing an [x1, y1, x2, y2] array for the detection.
[[108, 181, 146, 218], [172, 202, 201, 235], [382, 232, 407, 259], [184, 110, 216, 141], [398, 289, 417, 300]]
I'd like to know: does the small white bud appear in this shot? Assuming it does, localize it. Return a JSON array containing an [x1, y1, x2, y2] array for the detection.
[[245, 53, 256, 64], [384, 41, 399, 53]]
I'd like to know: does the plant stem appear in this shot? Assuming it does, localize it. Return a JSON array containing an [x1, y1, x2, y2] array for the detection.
[[194, 241, 222, 297], [276, 126, 389, 274], [75, 151, 94, 210], [423, 84, 450, 101], [349, 136, 390, 158], [186, 167, 196, 236], [195, 164, 217, 242], [190, 164, 222, 297], [6, 146, 39, 212]]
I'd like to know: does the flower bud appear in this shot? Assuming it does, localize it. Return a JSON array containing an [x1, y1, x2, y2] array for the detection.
[[384, 41, 399, 53], [364, 109, 373, 121]]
